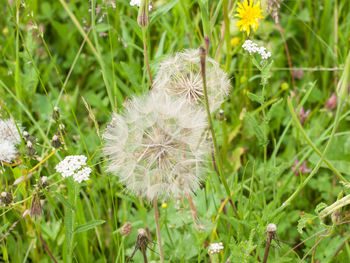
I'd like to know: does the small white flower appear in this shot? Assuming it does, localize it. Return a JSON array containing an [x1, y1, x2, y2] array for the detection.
[[208, 242, 224, 254], [55, 155, 87, 178], [0, 140, 17, 163], [242, 40, 271, 60], [130, 0, 152, 10], [73, 167, 92, 183]]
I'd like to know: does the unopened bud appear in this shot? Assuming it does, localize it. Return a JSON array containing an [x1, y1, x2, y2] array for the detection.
[[120, 222, 132, 236], [266, 223, 277, 233], [40, 176, 48, 187], [51, 135, 61, 148], [137, 0, 149, 27], [52, 106, 60, 121], [26, 140, 36, 156], [0, 192, 13, 205], [216, 109, 225, 121]]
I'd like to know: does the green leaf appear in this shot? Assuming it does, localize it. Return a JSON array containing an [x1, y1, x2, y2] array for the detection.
[[74, 220, 106, 234], [245, 112, 268, 147], [315, 202, 327, 214], [247, 92, 264, 105], [297, 213, 316, 234], [55, 192, 76, 212]]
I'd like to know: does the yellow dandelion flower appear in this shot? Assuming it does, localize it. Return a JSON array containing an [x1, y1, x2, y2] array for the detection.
[[161, 203, 168, 208], [235, 0, 263, 35], [231, 37, 240, 46]]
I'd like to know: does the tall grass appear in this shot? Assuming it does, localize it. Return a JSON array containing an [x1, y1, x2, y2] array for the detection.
[[1, 0, 350, 262]]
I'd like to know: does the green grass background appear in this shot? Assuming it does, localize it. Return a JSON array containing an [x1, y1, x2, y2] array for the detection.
[[1, 0, 350, 262]]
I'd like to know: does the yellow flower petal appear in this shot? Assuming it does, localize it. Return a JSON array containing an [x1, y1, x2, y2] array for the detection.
[[235, 0, 263, 35]]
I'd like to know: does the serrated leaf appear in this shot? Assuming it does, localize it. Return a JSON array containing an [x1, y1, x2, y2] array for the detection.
[[267, 98, 283, 120], [74, 220, 105, 234], [247, 92, 264, 104], [297, 214, 316, 234], [245, 112, 268, 147], [55, 192, 76, 212], [315, 202, 327, 214]]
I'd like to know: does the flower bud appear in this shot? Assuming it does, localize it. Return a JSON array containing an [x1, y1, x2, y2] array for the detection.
[[52, 106, 60, 121], [137, 0, 149, 28], [120, 222, 132, 236], [0, 192, 13, 206], [51, 134, 61, 148]]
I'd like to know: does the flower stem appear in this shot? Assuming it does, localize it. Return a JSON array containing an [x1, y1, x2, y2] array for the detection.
[[153, 198, 164, 263], [262, 233, 272, 263], [282, 97, 345, 208], [142, 28, 153, 88], [199, 47, 231, 198], [187, 194, 198, 221]]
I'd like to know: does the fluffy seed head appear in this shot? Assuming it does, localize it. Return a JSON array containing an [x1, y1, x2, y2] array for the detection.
[[103, 92, 209, 201], [0, 140, 17, 163], [153, 49, 231, 112], [0, 119, 22, 145]]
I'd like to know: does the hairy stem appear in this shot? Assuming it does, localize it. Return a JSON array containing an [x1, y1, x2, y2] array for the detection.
[[153, 198, 164, 263], [199, 47, 231, 198], [142, 29, 153, 88]]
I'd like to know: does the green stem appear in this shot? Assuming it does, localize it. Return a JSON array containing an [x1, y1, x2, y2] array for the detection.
[[142, 28, 153, 88], [282, 98, 346, 207], [223, 0, 231, 71], [153, 198, 164, 263], [199, 47, 231, 198]]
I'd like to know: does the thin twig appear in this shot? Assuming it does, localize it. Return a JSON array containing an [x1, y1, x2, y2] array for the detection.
[[39, 231, 58, 263]]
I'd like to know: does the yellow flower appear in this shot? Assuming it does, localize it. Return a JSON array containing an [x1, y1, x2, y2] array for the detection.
[[235, 0, 263, 35], [161, 203, 167, 208], [231, 37, 240, 46]]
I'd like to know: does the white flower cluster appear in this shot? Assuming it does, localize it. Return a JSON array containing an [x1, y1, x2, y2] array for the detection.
[[0, 119, 22, 163], [208, 242, 224, 255], [242, 40, 271, 60], [55, 155, 91, 183], [130, 0, 152, 10]]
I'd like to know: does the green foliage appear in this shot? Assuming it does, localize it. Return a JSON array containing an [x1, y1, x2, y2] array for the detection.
[[1, 0, 350, 262]]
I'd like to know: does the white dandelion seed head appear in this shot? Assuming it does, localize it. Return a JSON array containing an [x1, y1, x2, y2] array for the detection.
[[55, 155, 87, 178], [0, 140, 17, 163], [103, 92, 210, 201], [208, 242, 224, 254], [0, 119, 22, 145], [153, 49, 231, 112]]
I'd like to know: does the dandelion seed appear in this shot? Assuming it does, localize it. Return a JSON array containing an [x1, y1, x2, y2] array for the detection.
[[235, 0, 263, 35], [154, 49, 231, 112], [103, 92, 209, 201], [0, 119, 22, 145], [208, 242, 224, 254]]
